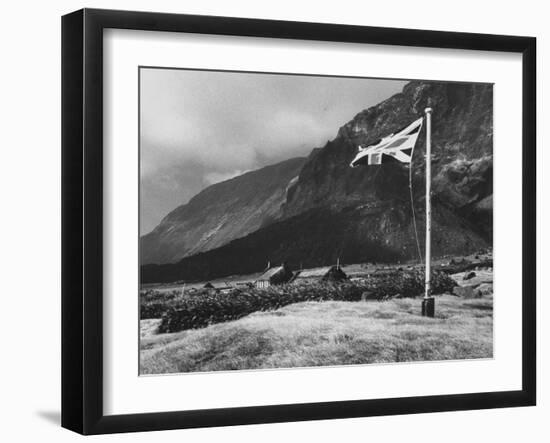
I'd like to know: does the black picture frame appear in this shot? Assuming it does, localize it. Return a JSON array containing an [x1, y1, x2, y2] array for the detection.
[[61, 8, 536, 435]]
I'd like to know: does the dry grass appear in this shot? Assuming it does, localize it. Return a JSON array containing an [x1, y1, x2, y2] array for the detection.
[[140, 319, 162, 339], [140, 294, 492, 374]]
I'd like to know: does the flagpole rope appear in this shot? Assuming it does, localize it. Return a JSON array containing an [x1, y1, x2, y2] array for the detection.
[[409, 154, 423, 265]]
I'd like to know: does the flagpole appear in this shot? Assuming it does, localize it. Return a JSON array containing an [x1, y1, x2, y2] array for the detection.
[[422, 107, 435, 317]]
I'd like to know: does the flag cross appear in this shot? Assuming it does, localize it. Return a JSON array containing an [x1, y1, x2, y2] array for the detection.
[[350, 117, 424, 168]]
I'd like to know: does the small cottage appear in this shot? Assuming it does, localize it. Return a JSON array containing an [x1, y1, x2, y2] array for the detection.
[[293, 265, 348, 284], [254, 263, 293, 288], [202, 282, 234, 294]]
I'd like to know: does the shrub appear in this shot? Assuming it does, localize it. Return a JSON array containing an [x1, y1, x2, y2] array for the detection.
[[140, 289, 187, 319], [438, 259, 493, 274], [140, 288, 217, 319], [156, 270, 456, 333]]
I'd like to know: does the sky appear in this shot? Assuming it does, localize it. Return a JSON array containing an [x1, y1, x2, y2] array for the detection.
[[140, 68, 407, 234]]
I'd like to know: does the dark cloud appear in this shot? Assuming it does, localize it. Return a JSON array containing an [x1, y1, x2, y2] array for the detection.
[[140, 68, 406, 234]]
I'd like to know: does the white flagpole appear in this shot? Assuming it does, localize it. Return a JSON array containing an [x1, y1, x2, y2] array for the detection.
[[424, 107, 433, 302]]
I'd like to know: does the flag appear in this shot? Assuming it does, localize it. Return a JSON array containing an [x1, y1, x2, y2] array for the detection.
[[349, 117, 423, 167]]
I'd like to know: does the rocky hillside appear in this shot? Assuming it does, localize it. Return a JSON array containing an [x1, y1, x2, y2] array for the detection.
[[141, 80, 493, 283], [276, 80, 494, 258], [282, 81, 493, 223], [140, 157, 306, 265]]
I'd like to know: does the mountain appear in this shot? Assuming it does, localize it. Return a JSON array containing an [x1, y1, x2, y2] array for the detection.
[[140, 157, 306, 265], [277, 79, 493, 250], [141, 80, 493, 284], [281, 81, 493, 221]]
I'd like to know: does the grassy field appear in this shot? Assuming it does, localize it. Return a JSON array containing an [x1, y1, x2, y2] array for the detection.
[[140, 294, 492, 374]]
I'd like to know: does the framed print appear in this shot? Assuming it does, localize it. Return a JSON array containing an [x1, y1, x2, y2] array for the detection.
[[61, 8, 536, 435]]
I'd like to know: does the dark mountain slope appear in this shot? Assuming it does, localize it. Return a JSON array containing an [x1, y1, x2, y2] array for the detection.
[[141, 201, 485, 284]]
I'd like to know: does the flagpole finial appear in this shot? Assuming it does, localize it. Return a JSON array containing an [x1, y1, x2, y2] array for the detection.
[[424, 107, 433, 114]]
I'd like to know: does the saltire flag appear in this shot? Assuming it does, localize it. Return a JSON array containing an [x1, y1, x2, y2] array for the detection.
[[350, 117, 423, 167]]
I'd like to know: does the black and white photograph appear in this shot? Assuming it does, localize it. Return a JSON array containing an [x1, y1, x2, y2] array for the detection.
[[0, 0, 544, 439], [139, 68, 494, 375]]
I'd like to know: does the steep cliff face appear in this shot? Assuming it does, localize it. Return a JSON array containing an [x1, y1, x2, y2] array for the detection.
[[140, 157, 306, 265], [277, 80, 493, 260], [282, 81, 493, 224]]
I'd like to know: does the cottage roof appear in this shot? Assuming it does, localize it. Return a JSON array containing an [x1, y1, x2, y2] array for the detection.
[[256, 266, 284, 281], [295, 266, 333, 278]]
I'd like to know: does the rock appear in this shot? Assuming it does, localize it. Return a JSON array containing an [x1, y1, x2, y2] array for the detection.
[[452, 269, 492, 288], [476, 283, 493, 296], [453, 286, 475, 298], [453, 283, 491, 298], [449, 273, 463, 284], [361, 291, 375, 301], [465, 271, 493, 287]]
